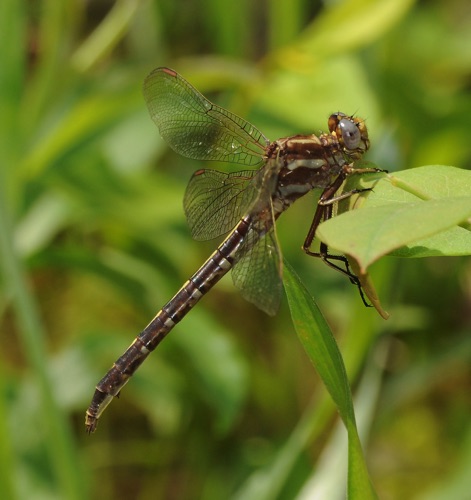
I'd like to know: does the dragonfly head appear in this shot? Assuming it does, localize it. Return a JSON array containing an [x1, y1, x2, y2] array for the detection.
[[328, 113, 369, 159]]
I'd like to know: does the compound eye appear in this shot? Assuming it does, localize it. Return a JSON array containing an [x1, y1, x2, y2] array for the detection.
[[339, 118, 361, 149]]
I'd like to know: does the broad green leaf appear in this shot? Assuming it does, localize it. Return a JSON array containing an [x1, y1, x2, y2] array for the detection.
[[317, 166, 471, 271], [283, 262, 377, 499], [320, 197, 471, 271], [366, 166, 471, 203]]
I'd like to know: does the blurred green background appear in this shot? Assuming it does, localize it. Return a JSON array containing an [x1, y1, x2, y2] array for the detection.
[[1, 0, 471, 499]]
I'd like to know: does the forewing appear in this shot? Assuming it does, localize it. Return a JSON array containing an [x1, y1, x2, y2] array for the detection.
[[143, 67, 269, 166], [231, 224, 283, 316], [184, 169, 260, 240]]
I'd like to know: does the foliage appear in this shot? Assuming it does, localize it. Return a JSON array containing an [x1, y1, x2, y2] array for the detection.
[[320, 166, 471, 265], [1, 0, 471, 499]]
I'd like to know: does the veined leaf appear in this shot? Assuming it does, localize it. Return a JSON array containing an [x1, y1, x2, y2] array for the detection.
[[317, 166, 471, 272]]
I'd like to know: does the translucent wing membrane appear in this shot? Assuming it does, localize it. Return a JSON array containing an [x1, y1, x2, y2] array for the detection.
[[143, 67, 269, 166], [232, 224, 283, 317], [230, 163, 284, 316], [184, 169, 260, 240]]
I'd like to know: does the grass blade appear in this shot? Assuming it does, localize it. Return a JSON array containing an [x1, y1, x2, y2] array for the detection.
[[283, 261, 377, 499]]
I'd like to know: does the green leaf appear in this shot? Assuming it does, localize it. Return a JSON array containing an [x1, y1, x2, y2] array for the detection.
[[283, 262, 377, 499], [317, 166, 471, 271], [365, 165, 471, 203]]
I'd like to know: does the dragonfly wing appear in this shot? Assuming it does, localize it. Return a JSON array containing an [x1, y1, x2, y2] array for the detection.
[[143, 67, 269, 166], [231, 221, 283, 317], [184, 168, 261, 240]]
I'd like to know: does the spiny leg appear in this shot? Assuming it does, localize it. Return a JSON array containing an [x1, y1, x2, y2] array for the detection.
[[303, 199, 370, 306], [302, 166, 384, 305]]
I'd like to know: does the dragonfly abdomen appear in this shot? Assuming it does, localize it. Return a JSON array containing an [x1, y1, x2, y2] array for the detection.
[[85, 217, 251, 433]]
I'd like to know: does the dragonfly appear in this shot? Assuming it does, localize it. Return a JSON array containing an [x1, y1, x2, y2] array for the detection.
[[85, 67, 383, 433]]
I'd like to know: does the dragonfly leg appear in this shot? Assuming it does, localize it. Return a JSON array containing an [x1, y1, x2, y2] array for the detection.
[[302, 170, 347, 252], [318, 187, 372, 206], [309, 241, 371, 307], [302, 181, 355, 279], [302, 166, 384, 306], [303, 164, 385, 251]]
